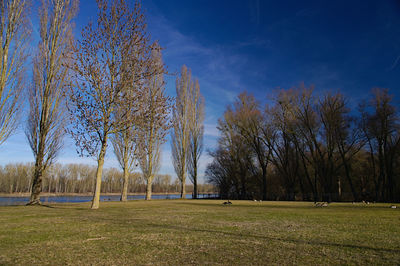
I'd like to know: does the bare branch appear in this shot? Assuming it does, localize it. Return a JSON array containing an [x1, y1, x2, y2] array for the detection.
[[0, 0, 30, 144]]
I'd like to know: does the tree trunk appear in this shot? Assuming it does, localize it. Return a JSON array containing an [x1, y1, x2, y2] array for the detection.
[[145, 176, 153, 200], [28, 143, 46, 205], [181, 169, 186, 198], [193, 173, 197, 199], [181, 174, 186, 199], [28, 163, 44, 205], [120, 167, 129, 202], [91, 141, 107, 209], [342, 158, 359, 201], [262, 165, 267, 201]]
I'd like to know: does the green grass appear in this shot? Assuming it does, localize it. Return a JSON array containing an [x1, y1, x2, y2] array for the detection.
[[0, 200, 399, 265]]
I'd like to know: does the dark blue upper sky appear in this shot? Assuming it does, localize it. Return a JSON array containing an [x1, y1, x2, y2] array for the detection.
[[149, 0, 400, 96], [1, 0, 399, 182]]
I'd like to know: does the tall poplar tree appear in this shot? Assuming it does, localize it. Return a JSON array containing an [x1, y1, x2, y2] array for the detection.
[[187, 79, 204, 199], [171, 65, 191, 199], [26, 0, 78, 205], [137, 45, 170, 200]]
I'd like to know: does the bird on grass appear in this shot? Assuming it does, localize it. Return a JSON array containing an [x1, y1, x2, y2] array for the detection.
[[223, 200, 232, 205]]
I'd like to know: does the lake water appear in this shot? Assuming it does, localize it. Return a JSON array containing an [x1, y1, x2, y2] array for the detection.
[[0, 193, 218, 206]]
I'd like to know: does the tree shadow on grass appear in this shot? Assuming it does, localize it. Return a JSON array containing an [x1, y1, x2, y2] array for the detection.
[[24, 203, 55, 208], [39, 204, 55, 208], [175, 201, 398, 212], [144, 222, 400, 254], [174, 201, 315, 210]]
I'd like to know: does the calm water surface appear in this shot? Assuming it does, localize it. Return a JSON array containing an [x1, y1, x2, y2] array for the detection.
[[0, 193, 218, 206]]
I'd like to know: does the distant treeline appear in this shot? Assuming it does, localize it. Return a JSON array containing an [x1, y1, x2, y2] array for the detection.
[[206, 86, 400, 203], [0, 163, 214, 195]]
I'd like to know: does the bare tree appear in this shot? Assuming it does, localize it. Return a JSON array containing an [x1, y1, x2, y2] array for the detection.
[[26, 0, 78, 205], [208, 106, 257, 200], [171, 65, 192, 199], [111, 37, 144, 202], [187, 79, 204, 199], [318, 92, 351, 202], [137, 46, 170, 200], [230, 92, 272, 200], [0, 0, 30, 144], [69, 0, 160, 209], [267, 89, 315, 201], [359, 88, 400, 202]]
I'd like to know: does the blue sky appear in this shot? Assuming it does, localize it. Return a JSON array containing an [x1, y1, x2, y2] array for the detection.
[[1, 0, 399, 183]]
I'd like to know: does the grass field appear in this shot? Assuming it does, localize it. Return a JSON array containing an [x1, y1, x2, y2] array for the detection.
[[0, 200, 399, 265]]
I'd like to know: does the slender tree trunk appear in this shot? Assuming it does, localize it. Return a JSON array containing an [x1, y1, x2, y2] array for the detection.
[[192, 154, 198, 199], [91, 141, 107, 209], [120, 140, 130, 201], [341, 154, 359, 201], [193, 171, 197, 199], [378, 144, 386, 201], [120, 167, 129, 201], [181, 170, 186, 199], [145, 176, 153, 200], [314, 171, 319, 202], [261, 165, 267, 201]]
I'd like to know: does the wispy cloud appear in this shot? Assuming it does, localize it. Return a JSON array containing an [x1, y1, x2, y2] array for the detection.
[[147, 11, 248, 101]]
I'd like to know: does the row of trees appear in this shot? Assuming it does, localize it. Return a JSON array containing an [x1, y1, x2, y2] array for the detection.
[[207, 86, 400, 203], [0, 162, 214, 194], [1, 0, 205, 208]]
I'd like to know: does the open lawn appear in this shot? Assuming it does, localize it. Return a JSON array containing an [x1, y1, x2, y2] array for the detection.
[[0, 200, 399, 265]]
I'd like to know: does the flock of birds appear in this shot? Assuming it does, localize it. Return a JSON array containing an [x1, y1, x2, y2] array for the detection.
[[221, 199, 397, 209]]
